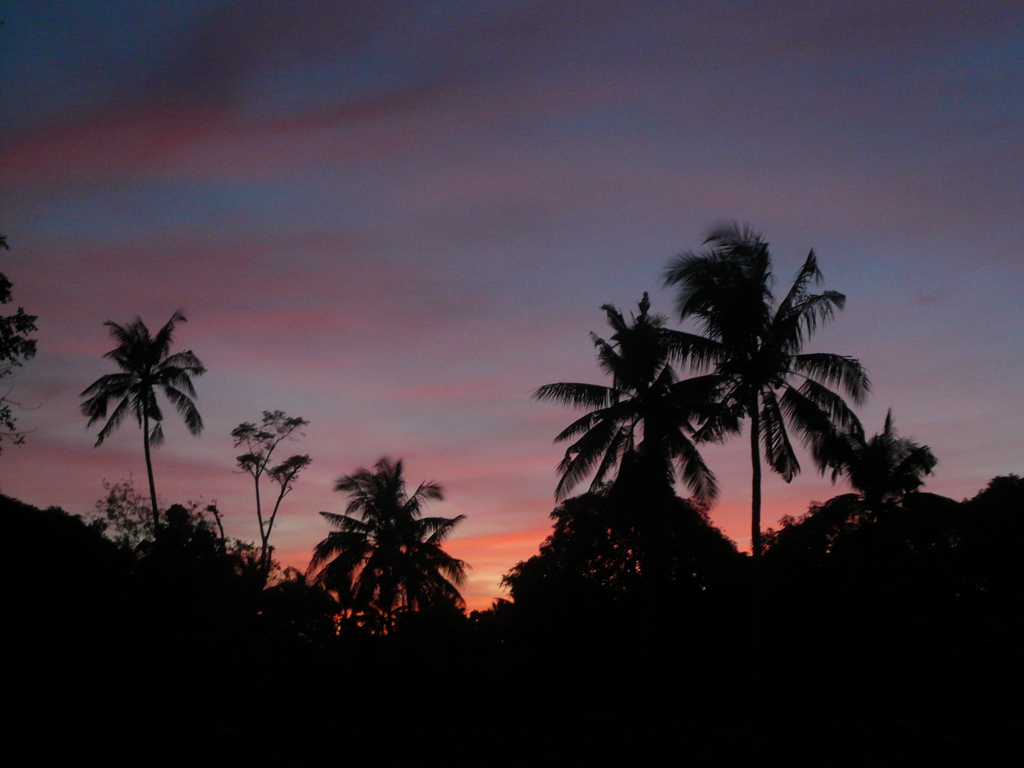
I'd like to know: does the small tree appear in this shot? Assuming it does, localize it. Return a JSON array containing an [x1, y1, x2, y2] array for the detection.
[[232, 411, 311, 573], [0, 234, 38, 452], [90, 477, 155, 550]]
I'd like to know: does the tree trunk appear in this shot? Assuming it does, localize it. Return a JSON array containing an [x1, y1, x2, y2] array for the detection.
[[748, 392, 765, 712], [142, 410, 160, 532], [254, 474, 267, 567], [749, 395, 762, 559], [260, 486, 288, 579]]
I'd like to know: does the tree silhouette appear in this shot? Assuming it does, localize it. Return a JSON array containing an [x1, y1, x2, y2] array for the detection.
[[309, 457, 467, 632], [765, 411, 940, 561], [503, 491, 740, 610], [0, 233, 38, 452], [663, 225, 869, 557], [533, 293, 721, 504], [81, 311, 205, 530], [828, 409, 937, 516], [232, 411, 311, 573]]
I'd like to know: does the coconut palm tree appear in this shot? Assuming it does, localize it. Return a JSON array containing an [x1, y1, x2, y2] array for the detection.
[[663, 225, 870, 558], [533, 293, 722, 505], [309, 457, 467, 630], [829, 409, 937, 515], [81, 311, 205, 531], [763, 413, 939, 566]]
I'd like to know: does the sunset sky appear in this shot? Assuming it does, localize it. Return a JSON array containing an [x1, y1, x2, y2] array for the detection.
[[2, 1, 1022, 609]]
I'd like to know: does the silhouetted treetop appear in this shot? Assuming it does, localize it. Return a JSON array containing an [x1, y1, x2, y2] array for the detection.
[[663, 224, 869, 556], [827, 409, 937, 513], [534, 293, 721, 504], [309, 457, 467, 632]]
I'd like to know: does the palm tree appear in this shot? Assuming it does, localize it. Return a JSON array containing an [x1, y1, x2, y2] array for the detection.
[[309, 457, 467, 630], [828, 409, 937, 516], [663, 225, 870, 558], [81, 311, 205, 531], [533, 293, 721, 505], [763, 412, 939, 566]]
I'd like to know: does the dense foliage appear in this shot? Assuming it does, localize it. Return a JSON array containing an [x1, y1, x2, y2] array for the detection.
[[9, 476, 1022, 761]]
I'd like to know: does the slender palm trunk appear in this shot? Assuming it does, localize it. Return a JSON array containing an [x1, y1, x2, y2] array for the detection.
[[749, 396, 762, 559], [142, 410, 160, 532], [748, 393, 765, 711]]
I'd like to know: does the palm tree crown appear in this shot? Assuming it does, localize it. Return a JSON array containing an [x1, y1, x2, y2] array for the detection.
[[80, 311, 205, 528], [533, 293, 720, 504], [309, 457, 467, 628], [829, 409, 937, 512], [663, 224, 870, 556]]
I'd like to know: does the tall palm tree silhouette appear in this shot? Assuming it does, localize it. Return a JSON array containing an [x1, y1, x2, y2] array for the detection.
[[81, 311, 205, 530], [829, 409, 937, 516], [309, 457, 467, 630], [663, 225, 870, 557], [534, 294, 720, 504]]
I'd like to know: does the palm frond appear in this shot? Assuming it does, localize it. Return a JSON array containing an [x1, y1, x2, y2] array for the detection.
[[161, 384, 203, 435], [159, 350, 205, 375], [796, 378, 863, 433], [148, 420, 165, 446], [151, 310, 187, 359], [156, 368, 199, 398], [589, 425, 630, 491], [420, 514, 466, 544], [310, 533, 371, 588], [774, 249, 822, 319], [552, 410, 602, 443], [142, 393, 164, 426], [774, 291, 846, 353], [704, 221, 764, 248], [599, 303, 630, 337], [665, 428, 719, 503], [412, 479, 444, 504], [663, 329, 727, 372], [79, 372, 135, 401], [761, 389, 800, 481], [93, 394, 133, 446], [779, 384, 845, 473], [791, 353, 870, 404], [555, 416, 620, 499], [891, 445, 937, 489], [102, 318, 145, 359]]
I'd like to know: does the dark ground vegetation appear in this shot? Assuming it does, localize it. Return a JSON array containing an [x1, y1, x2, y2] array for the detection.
[[8, 475, 1022, 765]]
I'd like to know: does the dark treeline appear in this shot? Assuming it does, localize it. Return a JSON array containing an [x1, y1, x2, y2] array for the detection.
[[8, 475, 1023, 763]]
